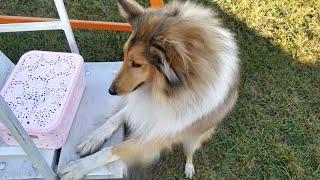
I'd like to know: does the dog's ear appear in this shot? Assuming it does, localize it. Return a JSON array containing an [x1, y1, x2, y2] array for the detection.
[[117, 0, 145, 24], [149, 46, 181, 87]]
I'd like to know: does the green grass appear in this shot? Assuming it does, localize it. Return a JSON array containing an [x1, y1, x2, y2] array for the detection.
[[1, 0, 319, 179]]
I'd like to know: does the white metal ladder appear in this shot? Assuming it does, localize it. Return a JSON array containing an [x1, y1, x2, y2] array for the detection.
[[0, 0, 79, 179], [0, 0, 79, 54]]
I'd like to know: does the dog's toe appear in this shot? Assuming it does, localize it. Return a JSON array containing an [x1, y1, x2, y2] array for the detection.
[[185, 163, 195, 179], [58, 160, 87, 180], [76, 134, 105, 156], [58, 165, 83, 180]]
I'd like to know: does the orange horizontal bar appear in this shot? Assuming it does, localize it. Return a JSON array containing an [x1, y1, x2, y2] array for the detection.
[[0, 16, 132, 32], [71, 19, 132, 32], [150, 0, 164, 8]]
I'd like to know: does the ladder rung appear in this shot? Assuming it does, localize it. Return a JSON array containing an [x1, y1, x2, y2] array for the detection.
[[0, 147, 27, 158], [0, 21, 65, 33]]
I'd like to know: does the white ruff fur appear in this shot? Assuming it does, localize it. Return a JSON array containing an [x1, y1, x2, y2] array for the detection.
[[124, 28, 239, 142]]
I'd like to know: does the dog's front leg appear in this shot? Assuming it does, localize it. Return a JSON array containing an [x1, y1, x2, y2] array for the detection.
[[59, 139, 139, 180], [77, 109, 125, 156], [58, 147, 119, 180], [60, 138, 168, 180]]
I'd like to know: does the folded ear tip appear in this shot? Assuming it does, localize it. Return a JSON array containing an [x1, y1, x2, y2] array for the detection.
[[117, 0, 125, 5], [117, 0, 126, 8], [117, 0, 144, 23]]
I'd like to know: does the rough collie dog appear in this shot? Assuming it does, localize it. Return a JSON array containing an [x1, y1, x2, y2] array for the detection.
[[59, 0, 239, 179]]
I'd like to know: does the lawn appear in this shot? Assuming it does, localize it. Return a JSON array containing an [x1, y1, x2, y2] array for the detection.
[[1, 0, 319, 179]]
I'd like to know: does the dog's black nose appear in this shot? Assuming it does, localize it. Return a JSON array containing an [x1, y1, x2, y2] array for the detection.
[[108, 86, 118, 95]]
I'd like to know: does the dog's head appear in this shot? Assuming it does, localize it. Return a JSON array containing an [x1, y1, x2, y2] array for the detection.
[[109, 0, 218, 96]]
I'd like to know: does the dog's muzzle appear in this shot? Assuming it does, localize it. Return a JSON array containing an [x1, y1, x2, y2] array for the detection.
[[108, 85, 118, 95]]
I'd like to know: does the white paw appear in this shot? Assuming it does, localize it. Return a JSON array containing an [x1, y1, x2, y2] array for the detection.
[[76, 130, 107, 157], [77, 121, 118, 156], [58, 159, 90, 180], [185, 163, 195, 179]]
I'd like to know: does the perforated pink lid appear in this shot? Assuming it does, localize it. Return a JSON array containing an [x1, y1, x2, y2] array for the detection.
[[0, 51, 84, 133]]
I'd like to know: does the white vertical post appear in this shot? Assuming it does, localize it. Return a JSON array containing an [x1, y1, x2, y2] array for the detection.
[[54, 0, 80, 54], [0, 96, 56, 180]]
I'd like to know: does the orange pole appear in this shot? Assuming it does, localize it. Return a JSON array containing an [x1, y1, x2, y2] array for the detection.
[[0, 16, 132, 32], [71, 20, 132, 32], [150, 0, 164, 8]]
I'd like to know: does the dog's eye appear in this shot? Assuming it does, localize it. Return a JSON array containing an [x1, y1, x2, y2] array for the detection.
[[131, 61, 142, 68], [131, 36, 137, 44]]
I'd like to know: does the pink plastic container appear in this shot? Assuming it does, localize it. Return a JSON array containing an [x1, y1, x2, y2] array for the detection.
[[0, 51, 85, 149]]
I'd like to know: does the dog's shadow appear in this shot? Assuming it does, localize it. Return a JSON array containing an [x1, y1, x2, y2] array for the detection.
[[146, 2, 320, 179]]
